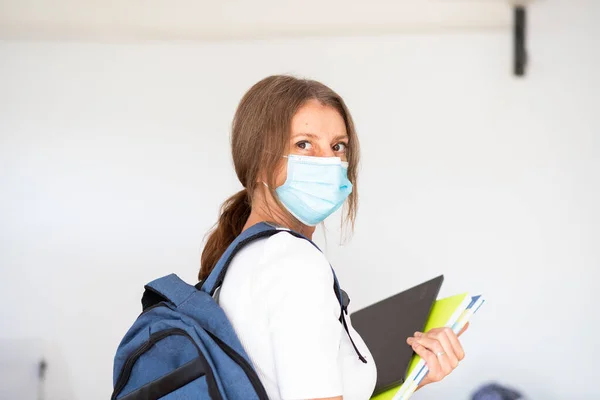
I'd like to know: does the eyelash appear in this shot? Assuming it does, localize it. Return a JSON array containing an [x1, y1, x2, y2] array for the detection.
[[296, 140, 311, 150], [333, 142, 347, 152], [296, 141, 348, 152]]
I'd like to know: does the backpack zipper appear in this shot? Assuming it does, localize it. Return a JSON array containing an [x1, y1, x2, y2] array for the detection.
[[112, 328, 221, 400]]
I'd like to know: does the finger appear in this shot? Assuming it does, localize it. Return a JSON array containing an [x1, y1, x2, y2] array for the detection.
[[411, 342, 444, 382], [413, 333, 445, 356], [409, 332, 423, 344], [432, 332, 458, 371], [441, 327, 465, 361], [416, 331, 458, 371], [435, 329, 461, 368]]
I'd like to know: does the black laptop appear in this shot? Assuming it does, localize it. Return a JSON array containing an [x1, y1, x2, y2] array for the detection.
[[350, 275, 444, 396]]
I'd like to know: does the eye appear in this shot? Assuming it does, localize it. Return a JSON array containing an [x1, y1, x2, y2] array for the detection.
[[296, 140, 312, 150], [333, 142, 347, 153]]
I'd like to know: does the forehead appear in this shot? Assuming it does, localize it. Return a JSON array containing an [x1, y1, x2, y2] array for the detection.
[[290, 99, 347, 139]]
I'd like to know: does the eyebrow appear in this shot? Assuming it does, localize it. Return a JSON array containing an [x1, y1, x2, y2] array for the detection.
[[291, 132, 349, 142]]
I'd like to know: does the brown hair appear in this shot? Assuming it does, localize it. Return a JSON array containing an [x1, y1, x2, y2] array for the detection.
[[199, 75, 360, 280]]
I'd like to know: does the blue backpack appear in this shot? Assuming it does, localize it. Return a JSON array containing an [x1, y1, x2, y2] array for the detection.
[[111, 222, 366, 400]]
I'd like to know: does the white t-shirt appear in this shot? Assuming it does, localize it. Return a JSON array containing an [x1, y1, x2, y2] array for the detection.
[[219, 231, 377, 400]]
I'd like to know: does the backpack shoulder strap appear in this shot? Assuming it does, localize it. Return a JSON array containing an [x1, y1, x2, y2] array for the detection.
[[200, 221, 297, 296]]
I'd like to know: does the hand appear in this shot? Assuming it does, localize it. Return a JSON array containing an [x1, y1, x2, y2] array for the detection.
[[406, 323, 469, 388]]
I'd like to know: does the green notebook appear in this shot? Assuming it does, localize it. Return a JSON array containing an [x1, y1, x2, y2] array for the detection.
[[371, 293, 472, 400]]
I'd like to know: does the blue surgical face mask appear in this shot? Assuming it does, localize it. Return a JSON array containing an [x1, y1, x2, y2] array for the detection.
[[275, 154, 353, 226]]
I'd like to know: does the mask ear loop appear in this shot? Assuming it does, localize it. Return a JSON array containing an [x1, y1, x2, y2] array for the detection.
[[261, 153, 291, 189]]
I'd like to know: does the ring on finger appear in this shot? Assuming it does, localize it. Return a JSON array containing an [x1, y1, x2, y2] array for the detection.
[[436, 351, 446, 358]]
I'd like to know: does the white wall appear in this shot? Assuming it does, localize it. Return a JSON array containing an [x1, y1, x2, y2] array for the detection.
[[1, 1, 599, 399]]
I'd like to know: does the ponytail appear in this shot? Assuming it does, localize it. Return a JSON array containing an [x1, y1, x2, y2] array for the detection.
[[199, 189, 251, 280]]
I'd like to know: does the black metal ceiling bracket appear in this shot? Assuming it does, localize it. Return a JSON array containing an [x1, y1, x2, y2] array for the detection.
[[514, 4, 528, 76]]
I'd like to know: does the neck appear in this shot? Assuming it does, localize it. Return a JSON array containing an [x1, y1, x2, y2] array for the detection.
[[243, 207, 315, 239]]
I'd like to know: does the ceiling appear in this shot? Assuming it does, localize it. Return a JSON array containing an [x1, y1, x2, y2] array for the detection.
[[0, 0, 517, 42]]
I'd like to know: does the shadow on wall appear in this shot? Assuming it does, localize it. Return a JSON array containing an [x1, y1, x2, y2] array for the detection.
[[0, 338, 75, 400]]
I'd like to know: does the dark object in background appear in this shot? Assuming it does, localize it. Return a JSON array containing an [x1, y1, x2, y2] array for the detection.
[[472, 383, 523, 400], [514, 5, 528, 77], [38, 358, 47, 400]]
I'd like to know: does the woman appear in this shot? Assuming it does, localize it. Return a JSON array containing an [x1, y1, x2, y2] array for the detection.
[[199, 76, 466, 400]]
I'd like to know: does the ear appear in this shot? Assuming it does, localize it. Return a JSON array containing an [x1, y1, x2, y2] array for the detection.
[[256, 168, 268, 185]]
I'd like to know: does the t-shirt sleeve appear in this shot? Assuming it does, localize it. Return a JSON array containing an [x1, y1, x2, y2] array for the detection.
[[257, 233, 343, 399]]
